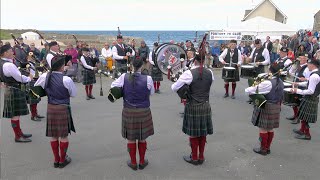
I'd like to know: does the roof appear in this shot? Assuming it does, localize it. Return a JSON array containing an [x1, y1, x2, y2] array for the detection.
[[224, 16, 296, 33], [21, 31, 40, 36], [242, 0, 288, 21]]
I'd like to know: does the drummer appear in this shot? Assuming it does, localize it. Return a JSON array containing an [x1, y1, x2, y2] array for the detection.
[[247, 39, 270, 76], [148, 42, 163, 93], [291, 59, 320, 140], [219, 40, 242, 99], [274, 47, 292, 69], [287, 54, 311, 124]]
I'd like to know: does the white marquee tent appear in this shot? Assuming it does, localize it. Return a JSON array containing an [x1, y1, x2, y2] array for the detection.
[[20, 31, 40, 40]]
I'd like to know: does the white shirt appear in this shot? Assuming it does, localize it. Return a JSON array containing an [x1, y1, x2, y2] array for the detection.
[[148, 51, 155, 65], [111, 73, 154, 95], [101, 47, 113, 58], [171, 66, 214, 92], [249, 48, 270, 65], [112, 44, 135, 60], [46, 50, 57, 68], [1, 58, 31, 83], [34, 72, 77, 97], [245, 80, 272, 95], [80, 55, 95, 70], [219, 48, 242, 65], [296, 69, 320, 95], [289, 63, 311, 79]]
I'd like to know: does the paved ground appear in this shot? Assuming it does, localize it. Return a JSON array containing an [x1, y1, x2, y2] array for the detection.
[[1, 70, 320, 180]]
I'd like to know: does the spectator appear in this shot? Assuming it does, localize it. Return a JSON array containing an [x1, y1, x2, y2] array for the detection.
[[295, 44, 307, 57], [40, 43, 49, 61], [64, 43, 79, 81], [204, 42, 212, 68], [312, 37, 319, 56], [305, 36, 314, 58], [271, 39, 281, 63], [287, 48, 295, 60], [101, 43, 113, 69], [13, 37, 30, 66], [263, 36, 273, 54], [89, 44, 99, 58], [289, 34, 299, 53], [211, 42, 221, 68], [29, 42, 41, 60], [314, 49, 320, 60]]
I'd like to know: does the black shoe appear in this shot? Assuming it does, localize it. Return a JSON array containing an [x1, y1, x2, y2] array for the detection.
[[231, 95, 235, 99], [183, 155, 199, 165], [295, 134, 311, 140], [54, 162, 59, 168], [293, 129, 304, 135], [127, 160, 137, 171], [36, 114, 45, 118], [15, 137, 32, 143], [223, 94, 229, 98], [247, 100, 253, 104], [59, 156, 72, 168], [253, 147, 267, 156], [86, 96, 90, 100], [286, 116, 295, 120], [155, 90, 160, 94], [138, 159, 149, 170], [291, 119, 300, 124], [22, 133, 32, 138], [31, 116, 42, 121], [89, 95, 95, 99], [198, 159, 205, 165], [267, 150, 270, 154]]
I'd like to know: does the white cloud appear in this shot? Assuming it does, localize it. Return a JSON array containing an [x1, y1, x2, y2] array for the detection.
[[1, 0, 319, 30]]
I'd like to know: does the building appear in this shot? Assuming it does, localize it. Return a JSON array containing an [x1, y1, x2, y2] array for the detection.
[[242, 0, 287, 24], [313, 10, 320, 32]]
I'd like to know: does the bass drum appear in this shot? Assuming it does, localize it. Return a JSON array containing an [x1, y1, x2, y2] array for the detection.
[[153, 43, 187, 75]]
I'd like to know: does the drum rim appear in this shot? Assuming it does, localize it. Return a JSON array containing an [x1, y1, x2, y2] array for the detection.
[[283, 82, 292, 86], [241, 65, 254, 68], [223, 67, 236, 70]]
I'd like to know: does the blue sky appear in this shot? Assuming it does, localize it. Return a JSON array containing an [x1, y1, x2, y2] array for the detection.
[[1, 0, 319, 30]]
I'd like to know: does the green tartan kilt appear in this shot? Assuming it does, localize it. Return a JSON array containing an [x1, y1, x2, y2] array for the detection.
[[151, 66, 163, 81], [26, 80, 41, 105], [298, 96, 319, 123], [82, 69, 96, 85], [251, 102, 281, 129], [183, 101, 213, 137], [122, 107, 154, 141], [3, 87, 29, 118]]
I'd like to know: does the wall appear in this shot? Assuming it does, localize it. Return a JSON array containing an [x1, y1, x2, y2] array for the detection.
[[245, 0, 276, 22]]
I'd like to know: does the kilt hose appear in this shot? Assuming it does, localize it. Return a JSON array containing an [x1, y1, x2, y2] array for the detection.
[[26, 80, 41, 105], [122, 107, 154, 141], [251, 102, 281, 129], [46, 104, 75, 137], [183, 101, 213, 137], [298, 96, 319, 123], [151, 66, 163, 82], [3, 87, 29, 118], [82, 69, 96, 85]]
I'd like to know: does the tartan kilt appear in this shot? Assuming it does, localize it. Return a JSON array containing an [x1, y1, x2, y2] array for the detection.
[[298, 96, 319, 123], [251, 102, 281, 129], [122, 107, 154, 141], [82, 69, 96, 85], [2, 87, 29, 118], [26, 80, 41, 105], [151, 66, 163, 81], [183, 102, 213, 137], [46, 104, 75, 137]]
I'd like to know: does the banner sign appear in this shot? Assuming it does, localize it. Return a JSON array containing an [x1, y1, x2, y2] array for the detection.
[[209, 31, 242, 40]]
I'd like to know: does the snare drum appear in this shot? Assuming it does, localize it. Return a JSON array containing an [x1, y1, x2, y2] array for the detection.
[[222, 66, 236, 80], [283, 88, 302, 106], [283, 82, 292, 87], [240, 65, 255, 79]]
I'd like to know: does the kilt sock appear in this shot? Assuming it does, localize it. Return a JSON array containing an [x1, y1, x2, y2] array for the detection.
[[189, 137, 199, 160], [156, 81, 160, 90], [266, 132, 274, 150], [259, 133, 268, 151], [182, 99, 187, 106], [50, 140, 60, 163], [299, 121, 307, 133], [305, 122, 311, 137], [138, 142, 147, 164], [127, 142, 137, 165], [59, 141, 69, 163], [232, 83, 236, 96], [224, 83, 229, 95], [11, 120, 22, 139], [153, 82, 157, 90], [30, 104, 37, 118], [85, 85, 89, 96], [293, 106, 299, 118], [198, 136, 206, 160], [89, 84, 93, 96]]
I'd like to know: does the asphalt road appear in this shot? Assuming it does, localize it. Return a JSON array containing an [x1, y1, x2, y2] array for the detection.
[[1, 70, 320, 180]]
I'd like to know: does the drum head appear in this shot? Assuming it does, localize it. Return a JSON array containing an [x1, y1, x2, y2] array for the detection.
[[283, 82, 292, 87], [223, 66, 236, 70], [154, 44, 186, 75], [241, 65, 254, 69], [283, 88, 293, 92]]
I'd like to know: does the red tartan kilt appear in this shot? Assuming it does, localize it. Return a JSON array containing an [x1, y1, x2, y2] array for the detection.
[[251, 103, 281, 129], [46, 104, 75, 137]]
